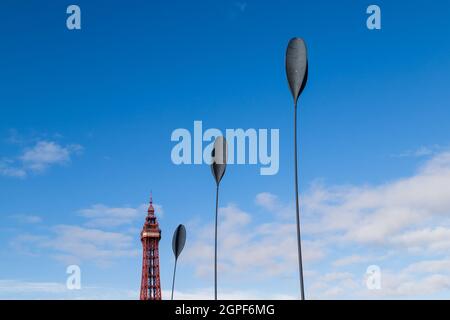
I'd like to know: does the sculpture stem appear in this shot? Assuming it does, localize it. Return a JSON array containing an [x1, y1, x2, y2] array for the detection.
[[294, 102, 305, 300], [171, 259, 177, 300], [214, 184, 219, 300]]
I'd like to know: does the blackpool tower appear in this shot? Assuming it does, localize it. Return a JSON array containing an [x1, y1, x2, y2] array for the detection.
[[140, 195, 162, 300]]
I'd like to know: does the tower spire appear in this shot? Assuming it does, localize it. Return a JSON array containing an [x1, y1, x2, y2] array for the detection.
[[148, 192, 155, 216]]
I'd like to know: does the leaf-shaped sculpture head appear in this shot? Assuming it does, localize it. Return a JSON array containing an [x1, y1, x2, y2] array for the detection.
[[172, 224, 186, 259], [211, 136, 227, 185], [286, 37, 308, 105]]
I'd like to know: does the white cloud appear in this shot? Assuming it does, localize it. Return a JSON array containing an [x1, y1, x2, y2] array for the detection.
[[302, 151, 450, 246], [0, 280, 67, 294], [0, 279, 138, 300], [184, 203, 324, 282], [12, 225, 139, 266], [391, 227, 450, 253], [10, 214, 42, 224], [165, 287, 295, 300], [255, 192, 293, 219], [307, 265, 450, 299], [364, 271, 450, 298], [307, 271, 360, 299], [392, 145, 444, 158], [1, 140, 83, 178], [234, 2, 247, 13], [20, 141, 83, 172], [78, 202, 163, 228], [403, 258, 450, 274], [0, 161, 26, 178], [183, 150, 450, 299], [301, 151, 450, 298], [9, 200, 157, 266], [78, 204, 149, 228], [255, 192, 278, 210], [332, 255, 374, 267]]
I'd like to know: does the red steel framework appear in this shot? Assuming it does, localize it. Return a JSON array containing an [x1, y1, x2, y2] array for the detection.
[[140, 195, 162, 300]]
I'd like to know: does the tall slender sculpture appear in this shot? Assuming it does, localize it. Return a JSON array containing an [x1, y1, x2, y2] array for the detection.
[[285, 37, 308, 300], [210, 136, 227, 300], [171, 224, 187, 300]]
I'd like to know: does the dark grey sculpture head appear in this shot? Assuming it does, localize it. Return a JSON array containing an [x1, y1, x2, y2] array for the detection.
[[286, 38, 308, 105], [172, 224, 186, 259], [211, 136, 227, 185]]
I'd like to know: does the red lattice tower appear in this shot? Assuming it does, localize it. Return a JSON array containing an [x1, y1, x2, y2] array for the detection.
[[140, 195, 162, 300]]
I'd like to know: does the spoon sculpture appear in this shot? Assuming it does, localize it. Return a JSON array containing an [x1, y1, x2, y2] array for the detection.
[[285, 37, 308, 300], [210, 136, 227, 300], [171, 224, 186, 300]]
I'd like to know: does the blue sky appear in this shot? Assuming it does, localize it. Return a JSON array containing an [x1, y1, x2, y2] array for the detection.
[[1, 0, 450, 299]]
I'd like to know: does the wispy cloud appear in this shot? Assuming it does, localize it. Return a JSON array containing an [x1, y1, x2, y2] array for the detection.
[[235, 2, 247, 12], [303, 151, 450, 245], [304, 150, 450, 298], [0, 279, 138, 299], [12, 225, 139, 266], [79, 204, 146, 228], [10, 201, 158, 266], [255, 192, 294, 219], [0, 139, 83, 178], [184, 202, 324, 282], [391, 145, 444, 158], [0, 280, 68, 294], [228, 1, 248, 19], [9, 214, 43, 224], [78, 202, 163, 228], [20, 141, 83, 172], [166, 287, 295, 300], [332, 255, 377, 268], [0, 161, 26, 178]]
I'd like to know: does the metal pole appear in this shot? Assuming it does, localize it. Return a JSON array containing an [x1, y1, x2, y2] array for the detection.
[[171, 259, 177, 300], [214, 185, 219, 300], [294, 102, 305, 300]]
